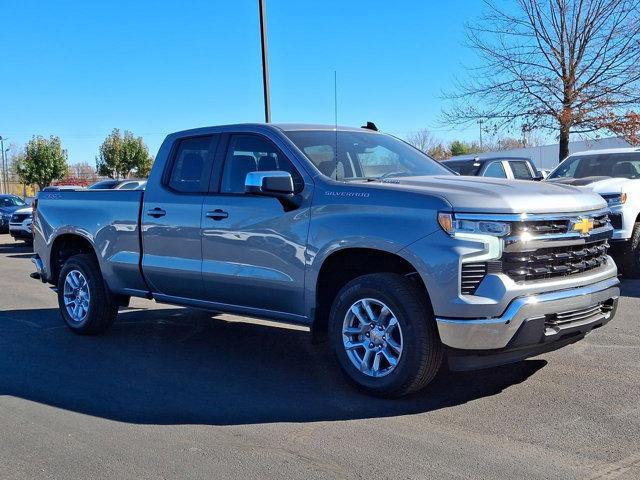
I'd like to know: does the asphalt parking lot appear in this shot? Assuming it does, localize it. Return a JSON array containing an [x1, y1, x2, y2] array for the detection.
[[0, 234, 638, 480]]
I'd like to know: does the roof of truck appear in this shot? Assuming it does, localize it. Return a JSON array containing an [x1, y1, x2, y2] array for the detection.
[[568, 147, 640, 157], [442, 156, 533, 164], [170, 123, 379, 137]]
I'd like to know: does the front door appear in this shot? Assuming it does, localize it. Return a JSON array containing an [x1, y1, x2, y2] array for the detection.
[[201, 133, 311, 317], [142, 134, 218, 299]]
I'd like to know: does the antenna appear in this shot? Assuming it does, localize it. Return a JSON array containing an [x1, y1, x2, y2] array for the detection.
[[334, 70, 338, 181]]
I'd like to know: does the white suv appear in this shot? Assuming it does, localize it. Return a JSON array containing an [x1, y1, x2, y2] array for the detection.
[[547, 147, 640, 276], [9, 207, 33, 245]]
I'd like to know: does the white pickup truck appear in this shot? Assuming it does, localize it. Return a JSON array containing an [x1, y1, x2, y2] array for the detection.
[[547, 147, 640, 276]]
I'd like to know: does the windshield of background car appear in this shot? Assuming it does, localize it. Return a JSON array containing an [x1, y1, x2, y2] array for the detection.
[[549, 152, 640, 179], [442, 161, 481, 176], [0, 196, 26, 208], [284, 130, 453, 180], [89, 180, 119, 189]]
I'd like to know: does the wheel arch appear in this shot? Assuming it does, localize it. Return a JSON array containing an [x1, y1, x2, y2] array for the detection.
[[49, 233, 99, 286], [310, 247, 431, 340]]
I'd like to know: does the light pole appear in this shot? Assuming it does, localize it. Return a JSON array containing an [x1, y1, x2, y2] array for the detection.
[[258, 0, 271, 123], [4, 148, 8, 194], [478, 119, 484, 150], [0, 136, 6, 194]]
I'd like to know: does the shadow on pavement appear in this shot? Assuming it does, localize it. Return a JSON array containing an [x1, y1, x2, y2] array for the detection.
[[0, 306, 546, 425], [0, 240, 32, 255]]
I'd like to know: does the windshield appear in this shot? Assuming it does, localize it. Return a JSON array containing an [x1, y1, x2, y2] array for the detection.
[[89, 180, 120, 189], [443, 161, 481, 176], [0, 196, 26, 208], [284, 130, 452, 180], [549, 152, 640, 180]]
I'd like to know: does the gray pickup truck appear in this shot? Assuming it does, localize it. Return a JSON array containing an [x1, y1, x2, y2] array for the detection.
[[31, 123, 620, 397]]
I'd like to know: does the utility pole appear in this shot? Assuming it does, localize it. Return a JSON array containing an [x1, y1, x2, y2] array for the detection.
[[0, 136, 6, 194], [258, 0, 271, 123], [478, 119, 484, 150]]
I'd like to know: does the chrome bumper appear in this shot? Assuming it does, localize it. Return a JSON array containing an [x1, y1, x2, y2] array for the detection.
[[436, 276, 620, 350]]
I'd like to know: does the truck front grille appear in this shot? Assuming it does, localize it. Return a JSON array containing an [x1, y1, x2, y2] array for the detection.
[[496, 240, 609, 282], [456, 210, 612, 295], [510, 213, 609, 237], [10, 213, 30, 223]]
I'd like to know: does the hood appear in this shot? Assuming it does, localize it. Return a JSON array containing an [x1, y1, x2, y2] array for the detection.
[[12, 207, 33, 216], [547, 176, 611, 187], [549, 176, 634, 195], [375, 175, 606, 214], [0, 205, 23, 215]]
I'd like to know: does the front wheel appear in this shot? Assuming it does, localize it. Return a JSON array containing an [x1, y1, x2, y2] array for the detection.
[[328, 273, 442, 397], [57, 254, 119, 334], [618, 222, 640, 278]]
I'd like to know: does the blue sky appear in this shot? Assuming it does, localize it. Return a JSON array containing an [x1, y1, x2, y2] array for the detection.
[[1, 0, 487, 163]]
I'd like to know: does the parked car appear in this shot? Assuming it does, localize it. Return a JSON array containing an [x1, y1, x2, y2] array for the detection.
[[31, 123, 619, 397], [88, 179, 147, 190], [0, 194, 28, 233], [9, 206, 33, 244], [41, 185, 84, 192], [442, 156, 543, 180], [546, 147, 640, 276]]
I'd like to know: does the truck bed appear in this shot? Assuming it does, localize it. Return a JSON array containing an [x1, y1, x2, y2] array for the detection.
[[35, 190, 147, 295]]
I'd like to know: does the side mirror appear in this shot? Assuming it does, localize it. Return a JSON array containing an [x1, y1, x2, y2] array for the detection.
[[245, 171, 295, 196], [532, 173, 544, 181]]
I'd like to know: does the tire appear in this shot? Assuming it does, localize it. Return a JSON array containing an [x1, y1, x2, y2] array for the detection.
[[617, 222, 640, 278], [328, 273, 443, 397], [57, 254, 118, 335]]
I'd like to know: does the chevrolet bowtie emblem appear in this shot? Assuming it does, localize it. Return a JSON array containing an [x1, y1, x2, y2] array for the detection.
[[572, 217, 594, 235]]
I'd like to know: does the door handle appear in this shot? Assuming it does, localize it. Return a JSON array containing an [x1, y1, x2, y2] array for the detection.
[[146, 207, 166, 218], [206, 209, 229, 221]]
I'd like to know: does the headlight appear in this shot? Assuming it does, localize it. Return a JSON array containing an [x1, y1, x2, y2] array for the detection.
[[438, 213, 511, 237], [602, 193, 627, 207]]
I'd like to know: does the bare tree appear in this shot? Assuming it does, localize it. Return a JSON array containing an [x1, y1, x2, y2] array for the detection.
[[405, 129, 440, 153], [443, 0, 640, 161]]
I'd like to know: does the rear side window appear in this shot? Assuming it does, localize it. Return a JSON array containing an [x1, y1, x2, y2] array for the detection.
[[221, 134, 303, 193], [483, 161, 507, 178], [509, 161, 534, 180], [167, 136, 216, 193]]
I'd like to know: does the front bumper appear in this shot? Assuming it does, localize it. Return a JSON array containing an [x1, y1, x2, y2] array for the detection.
[[436, 276, 619, 353], [9, 221, 32, 239]]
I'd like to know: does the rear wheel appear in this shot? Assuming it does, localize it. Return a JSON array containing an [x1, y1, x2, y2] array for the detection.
[[57, 254, 118, 334], [328, 273, 442, 397]]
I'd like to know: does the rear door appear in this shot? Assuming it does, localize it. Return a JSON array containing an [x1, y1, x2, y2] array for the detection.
[[481, 161, 508, 178], [508, 160, 535, 180], [141, 134, 219, 299], [200, 133, 311, 317]]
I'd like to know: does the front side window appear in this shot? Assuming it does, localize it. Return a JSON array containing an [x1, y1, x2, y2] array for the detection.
[[221, 135, 303, 193], [167, 136, 215, 193], [549, 153, 640, 180], [509, 161, 534, 180], [483, 161, 507, 178], [284, 130, 452, 181]]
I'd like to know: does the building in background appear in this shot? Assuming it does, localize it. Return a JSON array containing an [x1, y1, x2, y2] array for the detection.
[[453, 137, 631, 170]]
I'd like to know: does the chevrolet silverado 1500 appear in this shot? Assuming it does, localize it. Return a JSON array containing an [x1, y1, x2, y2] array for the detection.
[[31, 123, 620, 397]]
